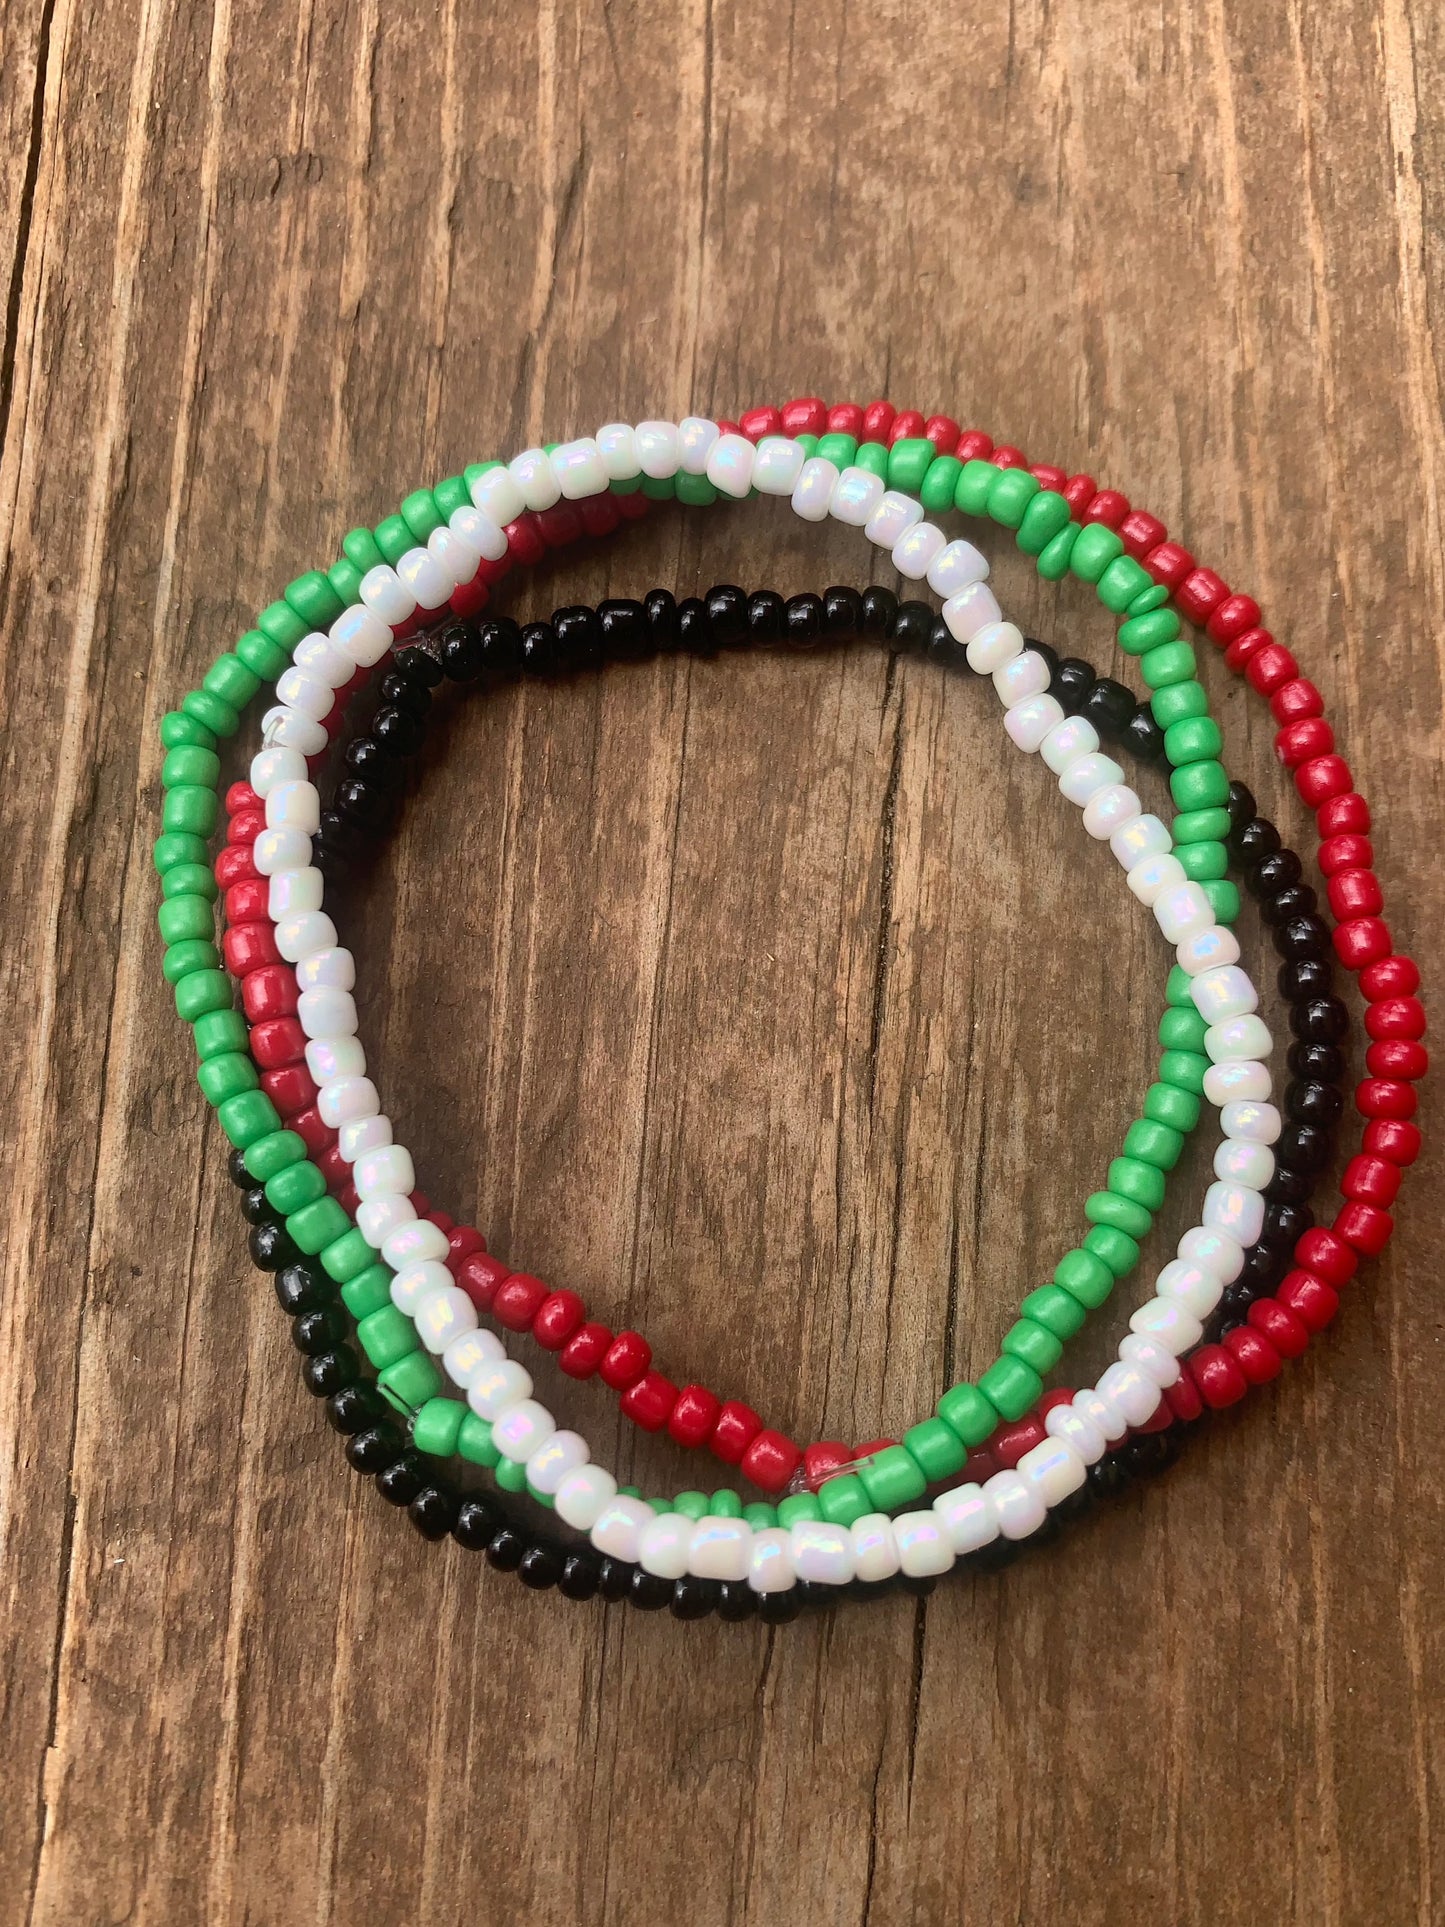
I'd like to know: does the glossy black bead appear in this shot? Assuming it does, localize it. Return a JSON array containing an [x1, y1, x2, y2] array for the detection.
[[241, 1183, 279, 1227], [317, 808, 366, 860], [670, 1575, 720, 1620], [890, 599, 935, 651], [1291, 996, 1349, 1045], [795, 1579, 835, 1608], [518, 1542, 564, 1589], [1217, 1280, 1258, 1329], [716, 1580, 759, 1621], [1265, 884, 1318, 927], [335, 777, 392, 830], [1277, 1123, 1335, 1173], [1250, 850, 1302, 899], [628, 1570, 673, 1611], [1087, 1454, 1133, 1501], [346, 1422, 406, 1473], [1051, 657, 1095, 713], [705, 584, 749, 647], [758, 1588, 803, 1624], [325, 1381, 387, 1435], [372, 704, 425, 756], [595, 1557, 633, 1602], [677, 597, 712, 654], [1288, 1040, 1344, 1082], [965, 1536, 1023, 1573], [1229, 815, 1280, 864], [249, 1221, 302, 1272], [313, 842, 352, 884], [409, 1485, 459, 1540], [1124, 706, 1167, 764], [227, 1145, 254, 1188], [437, 618, 484, 681], [925, 616, 959, 666], [1081, 677, 1136, 740], [302, 1347, 357, 1397], [1285, 1078, 1345, 1127], [1026, 637, 1059, 681], [746, 590, 785, 644], [823, 585, 862, 637], [453, 1496, 505, 1550], [1225, 781, 1257, 830], [520, 621, 559, 677], [897, 1575, 938, 1599], [485, 1526, 526, 1572], [554, 604, 603, 671], [378, 669, 430, 716], [1266, 1163, 1314, 1205], [558, 1553, 602, 1601], [1120, 1430, 1181, 1479], [783, 593, 824, 645], [292, 1304, 348, 1355], [1278, 956, 1334, 1001], [393, 643, 444, 690], [1264, 1199, 1313, 1245], [1240, 1243, 1286, 1292], [1052, 1484, 1095, 1528], [477, 616, 524, 678], [598, 598, 649, 660], [1275, 916, 1332, 963], [859, 585, 897, 639], [375, 1451, 427, 1506], [643, 589, 680, 650], [343, 735, 403, 787]]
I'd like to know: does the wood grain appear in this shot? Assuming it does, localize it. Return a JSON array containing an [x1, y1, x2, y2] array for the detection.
[[1, 2, 1442, 1921]]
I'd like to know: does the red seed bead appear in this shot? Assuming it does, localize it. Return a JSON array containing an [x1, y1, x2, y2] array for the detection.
[[532, 1289, 585, 1350], [316, 1142, 350, 1189], [1144, 540, 1194, 590], [924, 414, 961, 452], [336, 1182, 360, 1217], [715, 419, 742, 437], [1036, 1387, 1076, 1417], [558, 1320, 612, 1378], [1062, 473, 1096, 513], [1317, 791, 1371, 837], [1224, 627, 1271, 673], [803, 1441, 855, 1489], [503, 516, 547, 566], [990, 1417, 1047, 1469], [1278, 1270, 1340, 1333], [1342, 1154, 1402, 1208], [1325, 870, 1383, 923], [1248, 1298, 1310, 1359], [598, 1330, 651, 1390], [1367, 1038, 1428, 1081], [1030, 463, 1068, 493], [409, 1192, 431, 1218], [990, 442, 1028, 468], [473, 551, 513, 585], [888, 409, 925, 444], [1276, 718, 1334, 768], [223, 922, 280, 976], [1296, 755, 1353, 808], [533, 502, 583, 549], [1133, 1402, 1173, 1435], [576, 493, 620, 539], [260, 1064, 316, 1117], [613, 489, 649, 523], [741, 1428, 803, 1494], [224, 877, 270, 924], [1295, 1227, 1358, 1286], [739, 404, 782, 442], [215, 843, 258, 889], [709, 1400, 764, 1465], [445, 1230, 489, 1276], [1245, 641, 1298, 694], [1163, 1373, 1205, 1424], [1334, 917, 1392, 971], [827, 401, 865, 438], [449, 575, 490, 620], [620, 1370, 678, 1432], [249, 1016, 306, 1069], [230, 809, 265, 846], [1334, 1201, 1394, 1255], [1189, 1345, 1249, 1408], [242, 965, 299, 1023], [1082, 488, 1129, 529], [853, 1437, 897, 1463], [456, 1251, 508, 1311], [860, 400, 896, 443], [1364, 1118, 1421, 1165], [289, 1106, 333, 1157], [1119, 508, 1167, 559], [668, 1384, 723, 1449], [426, 1210, 454, 1236], [954, 428, 993, 462], [1361, 954, 1419, 999], [224, 781, 259, 815], [962, 1448, 999, 1485], [1271, 678, 1324, 725], [1224, 1325, 1282, 1385], [780, 396, 827, 437], [1177, 567, 1229, 624], [1364, 997, 1426, 1043], [1206, 592, 1262, 644], [1319, 833, 1373, 877]]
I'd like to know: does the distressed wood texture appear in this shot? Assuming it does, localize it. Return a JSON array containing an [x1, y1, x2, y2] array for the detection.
[[2, 2, 1443, 1923]]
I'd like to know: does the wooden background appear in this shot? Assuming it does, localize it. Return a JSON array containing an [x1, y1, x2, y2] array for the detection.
[[1, 0, 1442, 1921]]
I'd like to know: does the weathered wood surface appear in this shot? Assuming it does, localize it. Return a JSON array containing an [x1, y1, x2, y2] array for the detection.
[[1, 2, 1442, 1921]]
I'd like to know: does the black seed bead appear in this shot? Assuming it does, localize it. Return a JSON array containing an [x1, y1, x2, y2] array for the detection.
[[1121, 1430, 1181, 1479], [374, 1451, 427, 1506], [1266, 1163, 1314, 1205], [393, 643, 444, 690], [520, 621, 559, 676], [1291, 996, 1350, 1045], [1278, 957, 1334, 1002], [1241, 1238, 1287, 1287], [1250, 850, 1302, 899], [890, 599, 935, 651], [598, 598, 649, 661], [746, 590, 786, 644], [705, 584, 749, 647], [326, 1381, 387, 1435], [1053, 1484, 1095, 1527], [1026, 637, 1059, 681], [372, 705, 425, 756], [1264, 1199, 1313, 1245], [303, 1347, 358, 1397], [1229, 815, 1280, 864], [1278, 1123, 1335, 1173], [783, 592, 824, 645], [249, 1221, 302, 1271], [629, 1570, 673, 1611], [518, 1542, 564, 1589], [477, 616, 524, 677], [1225, 781, 1257, 830], [758, 1589, 803, 1624], [241, 1183, 279, 1227], [670, 1575, 720, 1620], [453, 1496, 505, 1550], [1052, 657, 1095, 713], [795, 1579, 835, 1608], [346, 1422, 406, 1473], [1124, 706, 1167, 764], [292, 1304, 348, 1356], [559, 1553, 602, 1601], [1081, 677, 1137, 740], [1276, 916, 1332, 964], [274, 1263, 333, 1316], [716, 1580, 759, 1620], [897, 1575, 938, 1599], [335, 777, 392, 831], [378, 670, 430, 717], [313, 842, 352, 884], [1265, 884, 1318, 927], [677, 597, 712, 654], [409, 1485, 459, 1540], [596, 1557, 633, 1602], [228, 1146, 253, 1188], [437, 618, 484, 681], [823, 585, 862, 637], [1087, 1454, 1134, 1501], [643, 589, 680, 651], [1288, 1042, 1344, 1085], [343, 736, 403, 787], [1286, 1078, 1345, 1127], [318, 808, 367, 859], [860, 586, 897, 639], [925, 616, 959, 666], [485, 1526, 526, 1572], [1217, 1280, 1257, 1330], [554, 604, 603, 671], [966, 1536, 1023, 1573]]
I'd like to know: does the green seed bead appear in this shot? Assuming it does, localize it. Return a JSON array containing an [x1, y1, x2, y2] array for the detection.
[[1069, 522, 1125, 584], [257, 599, 307, 649], [1170, 759, 1230, 810], [1141, 641, 1198, 689], [1173, 806, 1233, 844], [204, 653, 261, 708], [319, 1227, 377, 1284], [1016, 488, 1073, 555], [357, 1304, 419, 1370], [342, 526, 386, 573], [412, 1396, 466, 1458], [1165, 716, 1224, 767], [1118, 606, 1182, 655], [1082, 1223, 1140, 1278], [151, 828, 206, 876], [953, 458, 997, 515], [1096, 554, 1153, 612], [857, 1444, 928, 1511], [399, 489, 442, 541], [242, 1127, 305, 1181], [162, 786, 219, 838], [163, 939, 221, 985], [216, 1088, 282, 1148], [1036, 522, 1080, 580], [671, 1490, 709, 1521], [433, 475, 471, 519], [494, 1456, 528, 1494], [378, 1350, 442, 1414], [457, 1412, 500, 1466], [264, 1158, 326, 1215], [175, 967, 233, 1023], [887, 437, 935, 492], [1124, 1117, 1186, 1171], [161, 746, 220, 791], [161, 864, 218, 907], [1177, 839, 1228, 882], [525, 1479, 556, 1511], [235, 628, 291, 680], [286, 1195, 351, 1255], [1126, 583, 1172, 617], [674, 470, 717, 506], [159, 710, 216, 751], [855, 441, 888, 480], [1000, 1317, 1063, 1375], [1054, 1247, 1115, 1309], [743, 1502, 778, 1530], [1108, 1155, 1168, 1212], [1145, 1079, 1201, 1131], [1158, 1048, 1209, 1094], [793, 435, 819, 458], [1166, 964, 1195, 1006], [815, 432, 858, 468], [920, 455, 964, 513], [158, 893, 214, 944], [985, 465, 1041, 528], [902, 1417, 967, 1482], [1150, 679, 1210, 729], [284, 570, 344, 629], [328, 558, 364, 606], [777, 1492, 822, 1528], [181, 687, 240, 737], [1205, 879, 1241, 923], [977, 1354, 1044, 1423], [936, 1381, 999, 1446], [640, 473, 676, 500], [462, 460, 502, 491], [1160, 1006, 1209, 1052], [192, 1007, 249, 1061], [374, 514, 413, 566], [709, 1488, 743, 1519], [196, 1051, 259, 1106], [816, 1474, 870, 1528], [341, 1264, 393, 1321], [1084, 1189, 1153, 1240], [1019, 1284, 1087, 1341], [609, 472, 643, 494]]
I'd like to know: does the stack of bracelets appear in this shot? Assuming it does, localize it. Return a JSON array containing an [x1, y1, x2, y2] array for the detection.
[[153, 398, 1425, 1621]]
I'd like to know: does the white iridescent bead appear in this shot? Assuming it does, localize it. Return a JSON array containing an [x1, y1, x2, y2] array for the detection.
[[863, 489, 923, 547], [1040, 715, 1099, 773], [849, 1512, 903, 1580], [752, 435, 806, 495], [414, 1285, 480, 1354], [688, 1515, 753, 1582], [1082, 784, 1143, 839], [677, 416, 719, 473], [706, 432, 756, 499], [595, 423, 638, 481], [525, 1430, 589, 1495], [1205, 1014, 1272, 1062], [1111, 813, 1172, 870], [965, 620, 1023, 676], [1154, 882, 1214, 943], [638, 1514, 694, 1580], [892, 520, 947, 579], [1203, 1181, 1267, 1245], [555, 1465, 618, 1532], [1190, 964, 1259, 1022], [1058, 752, 1125, 806], [1222, 1100, 1282, 1143], [894, 1512, 954, 1578], [994, 651, 1052, 708], [466, 1357, 533, 1422], [1129, 1296, 1205, 1355], [268, 868, 324, 918], [829, 465, 884, 526], [470, 463, 526, 525], [329, 602, 394, 669], [389, 1259, 453, 1316], [1017, 1437, 1086, 1506], [942, 580, 1003, 641], [635, 420, 682, 478], [552, 437, 607, 500], [509, 447, 560, 510], [932, 1485, 1000, 1553], [1214, 1137, 1276, 1189], [1176, 923, 1242, 975], [1004, 693, 1064, 752], [748, 1527, 796, 1593], [589, 1493, 651, 1558], [1203, 1059, 1273, 1106], [789, 1520, 855, 1585], [792, 456, 839, 521], [492, 1398, 557, 1464], [983, 1469, 1046, 1540], [926, 538, 988, 596]]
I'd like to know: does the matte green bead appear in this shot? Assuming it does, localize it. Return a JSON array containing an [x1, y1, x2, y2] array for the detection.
[[1126, 583, 1172, 617], [159, 710, 216, 751], [674, 470, 717, 506], [672, 1490, 709, 1521], [1159, 1048, 1209, 1094], [1096, 554, 1153, 612], [1084, 1189, 1153, 1240], [217, 1088, 282, 1148], [412, 1396, 465, 1458], [397, 489, 441, 541], [175, 967, 233, 1023], [609, 473, 643, 494], [855, 441, 888, 480], [793, 435, 819, 457], [857, 1444, 928, 1511], [285, 570, 344, 628], [1160, 1006, 1209, 1052], [328, 558, 364, 606], [235, 628, 291, 681], [1173, 806, 1233, 844], [357, 1304, 419, 1370], [341, 1264, 393, 1320], [1146, 1079, 1201, 1131], [1108, 1155, 1168, 1212], [1036, 522, 1080, 580], [1165, 716, 1224, 766], [153, 832, 209, 875], [1118, 607, 1181, 655], [1082, 1223, 1140, 1278], [1000, 1317, 1063, 1375], [319, 1227, 377, 1284], [457, 1411, 500, 1465], [493, 1456, 527, 1493], [1141, 641, 1198, 689], [192, 1007, 248, 1060], [920, 454, 964, 513], [816, 1474, 870, 1529], [742, 1502, 778, 1530], [264, 1158, 326, 1214], [1124, 1117, 1186, 1171], [1170, 759, 1230, 810], [936, 1380, 999, 1446], [953, 458, 997, 515], [815, 432, 858, 468], [1069, 522, 1125, 583], [526, 1481, 557, 1515], [203, 653, 261, 708], [1167, 964, 1196, 1006], [1205, 879, 1241, 923], [902, 1417, 967, 1482], [378, 1350, 442, 1414], [986, 466, 1041, 528], [709, 1488, 744, 1519], [161, 747, 221, 792], [181, 689, 240, 738], [342, 526, 386, 573], [1177, 839, 1228, 882], [462, 460, 502, 491], [196, 1051, 259, 1106], [887, 437, 935, 492], [1016, 488, 1073, 555], [162, 786, 219, 838], [433, 475, 471, 519], [640, 473, 676, 500], [1054, 1247, 1114, 1309], [242, 1127, 305, 1181], [163, 939, 220, 985], [285, 1195, 350, 1255], [158, 893, 214, 944], [160, 862, 217, 902], [257, 599, 307, 649], [374, 514, 413, 565], [1151, 679, 1210, 728], [1020, 1284, 1087, 1341], [977, 1354, 1043, 1423], [777, 1492, 822, 1528]]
